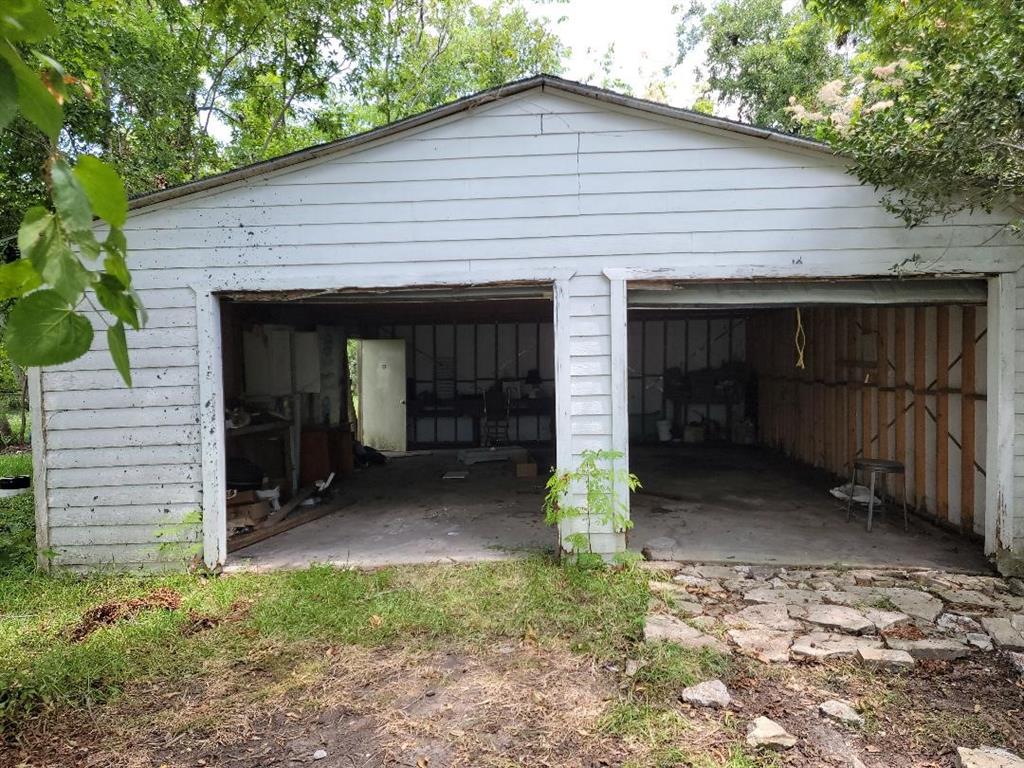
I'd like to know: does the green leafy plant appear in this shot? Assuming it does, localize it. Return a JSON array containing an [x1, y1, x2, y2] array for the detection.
[[1, 0, 143, 383], [543, 449, 640, 557]]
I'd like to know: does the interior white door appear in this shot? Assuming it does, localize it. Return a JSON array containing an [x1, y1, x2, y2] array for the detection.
[[358, 339, 407, 451]]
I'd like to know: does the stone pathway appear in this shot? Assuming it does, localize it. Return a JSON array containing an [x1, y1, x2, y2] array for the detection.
[[643, 561, 1024, 665], [643, 561, 1024, 764]]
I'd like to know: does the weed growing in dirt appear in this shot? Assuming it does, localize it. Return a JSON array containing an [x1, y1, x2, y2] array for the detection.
[[630, 641, 731, 701]]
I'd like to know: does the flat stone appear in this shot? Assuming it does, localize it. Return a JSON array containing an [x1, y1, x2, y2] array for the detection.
[[1008, 578, 1024, 598], [644, 613, 731, 654], [1008, 651, 1024, 677], [726, 603, 803, 631], [849, 569, 889, 586], [809, 579, 837, 591], [938, 613, 984, 635], [791, 632, 883, 661], [910, 570, 958, 591], [649, 582, 705, 616], [882, 588, 944, 622], [680, 679, 732, 708], [728, 629, 794, 663], [885, 637, 971, 660], [936, 589, 1005, 611], [672, 573, 713, 588], [803, 605, 874, 635], [857, 647, 915, 670], [863, 608, 912, 632], [313, 750, 328, 761], [967, 633, 994, 651], [746, 716, 797, 750], [637, 560, 686, 573], [744, 587, 823, 606], [955, 746, 1024, 768], [980, 617, 1024, 651], [694, 565, 747, 580], [819, 699, 864, 726]]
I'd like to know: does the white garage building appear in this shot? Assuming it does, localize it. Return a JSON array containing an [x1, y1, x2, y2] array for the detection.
[[30, 76, 1024, 575]]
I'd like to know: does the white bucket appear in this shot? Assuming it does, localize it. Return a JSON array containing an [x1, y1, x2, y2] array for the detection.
[[656, 419, 672, 442]]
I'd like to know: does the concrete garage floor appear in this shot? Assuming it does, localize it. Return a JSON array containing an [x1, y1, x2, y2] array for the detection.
[[230, 444, 991, 574], [229, 450, 554, 570], [630, 444, 992, 573]]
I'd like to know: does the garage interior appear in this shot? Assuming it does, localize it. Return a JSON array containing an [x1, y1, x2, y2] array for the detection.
[[217, 280, 996, 572], [628, 282, 992, 571], [218, 289, 558, 569]]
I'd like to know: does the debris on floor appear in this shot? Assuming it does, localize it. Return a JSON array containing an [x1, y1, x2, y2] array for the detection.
[[442, 470, 468, 480]]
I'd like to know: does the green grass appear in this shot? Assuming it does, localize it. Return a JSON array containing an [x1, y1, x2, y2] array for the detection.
[[0, 450, 31, 477], [0, 555, 649, 734], [0, 493, 33, 567]]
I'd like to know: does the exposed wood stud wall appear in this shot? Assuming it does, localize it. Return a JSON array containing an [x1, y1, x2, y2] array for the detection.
[[749, 304, 987, 535], [936, 306, 950, 521], [961, 306, 977, 534]]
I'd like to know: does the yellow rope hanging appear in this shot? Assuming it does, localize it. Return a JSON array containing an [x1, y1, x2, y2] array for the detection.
[[794, 307, 807, 369]]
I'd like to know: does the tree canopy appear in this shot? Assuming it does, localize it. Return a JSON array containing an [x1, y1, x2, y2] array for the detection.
[[679, 0, 1023, 232], [804, 0, 1024, 229], [677, 0, 847, 131]]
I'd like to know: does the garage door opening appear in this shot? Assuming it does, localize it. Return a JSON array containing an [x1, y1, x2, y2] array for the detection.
[[626, 286, 992, 571], [217, 289, 557, 569]]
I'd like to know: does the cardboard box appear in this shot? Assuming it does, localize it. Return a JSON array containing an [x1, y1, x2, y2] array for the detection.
[[227, 489, 260, 506], [515, 461, 538, 479]]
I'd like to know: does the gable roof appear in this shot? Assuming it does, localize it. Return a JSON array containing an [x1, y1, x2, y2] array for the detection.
[[130, 74, 835, 211]]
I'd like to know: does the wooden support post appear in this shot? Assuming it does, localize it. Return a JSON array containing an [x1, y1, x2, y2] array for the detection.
[[824, 308, 836, 474], [894, 308, 908, 504], [936, 305, 950, 522], [960, 306, 976, 535], [847, 309, 858, 470], [860, 308, 872, 460], [913, 307, 927, 513], [877, 307, 890, 460]]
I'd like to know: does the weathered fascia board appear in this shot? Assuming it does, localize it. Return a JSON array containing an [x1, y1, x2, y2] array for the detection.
[[197, 266, 576, 294], [609, 263, 1015, 282], [627, 279, 988, 306]]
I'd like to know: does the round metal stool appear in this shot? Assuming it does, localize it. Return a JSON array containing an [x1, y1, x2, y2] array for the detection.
[[847, 458, 908, 532]]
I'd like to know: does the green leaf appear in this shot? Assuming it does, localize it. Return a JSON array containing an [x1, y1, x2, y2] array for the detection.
[[16, 206, 55, 260], [0, 2, 56, 43], [0, 44, 61, 141], [0, 259, 42, 299], [19, 210, 89, 306], [73, 155, 128, 228], [5, 289, 94, 367], [51, 159, 93, 235], [107, 321, 131, 386], [94, 274, 140, 329], [0, 58, 16, 131], [103, 252, 130, 290]]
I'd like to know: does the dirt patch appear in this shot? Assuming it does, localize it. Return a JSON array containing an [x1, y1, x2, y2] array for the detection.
[[67, 587, 182, 642], [881, 623, 926, 641], [725, 653, 1024, 768], [4, 644, 629, 768], [180, 598, 252, 637]]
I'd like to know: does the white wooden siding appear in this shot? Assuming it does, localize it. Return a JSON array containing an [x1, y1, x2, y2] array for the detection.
[[35, 85, 1024, 569]]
